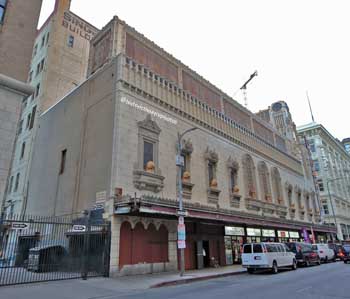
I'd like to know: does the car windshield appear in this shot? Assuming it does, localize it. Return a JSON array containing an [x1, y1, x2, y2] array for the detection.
[[343, 246, 350, 252]]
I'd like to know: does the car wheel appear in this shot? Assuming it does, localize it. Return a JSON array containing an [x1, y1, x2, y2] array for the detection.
[[247, 268, 254, 274], [272, 261, 278, 274], [291, 259, 297, 270], [344, 260, 348, 264]]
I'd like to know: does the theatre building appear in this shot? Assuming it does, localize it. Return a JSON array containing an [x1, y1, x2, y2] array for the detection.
[[26, 16, 335, 276]]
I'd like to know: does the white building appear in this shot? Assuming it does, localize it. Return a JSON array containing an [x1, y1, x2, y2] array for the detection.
[[297, 122, 350, 240], [3, 0, 98, 216]]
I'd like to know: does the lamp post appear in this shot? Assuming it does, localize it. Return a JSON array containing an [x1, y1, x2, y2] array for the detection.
[[176, 127, 197, 277], [326, 176, 348, 241]]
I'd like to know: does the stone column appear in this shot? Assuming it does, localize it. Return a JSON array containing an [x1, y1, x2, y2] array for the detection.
[[109, 215, 122, 277]]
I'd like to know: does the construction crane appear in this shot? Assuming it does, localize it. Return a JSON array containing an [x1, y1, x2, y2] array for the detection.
[[239, 71, 258, 108]]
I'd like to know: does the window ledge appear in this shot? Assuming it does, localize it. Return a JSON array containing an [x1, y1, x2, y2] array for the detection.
[[182, 180, 194, 200], [229, 194, 241, 208], [133, 169, 165, 193], [207, 187, 221, 204]]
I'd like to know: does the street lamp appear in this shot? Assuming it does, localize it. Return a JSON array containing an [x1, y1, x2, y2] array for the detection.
[[176, 127, 197, 277], [326, 176, 349, 241]]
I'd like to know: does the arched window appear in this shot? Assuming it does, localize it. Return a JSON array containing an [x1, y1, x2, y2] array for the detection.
[[271, 167, 283, 204], [258, 161, 272, 202], [242, 154, 257, 198]]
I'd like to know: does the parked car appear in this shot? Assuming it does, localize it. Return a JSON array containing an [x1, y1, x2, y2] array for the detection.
[[342, 244, 350, 263], [27, 245, 67, 272], [328, 243, 344, 260], [242, 242, 297, 274], [312, 244, 335, 262], [285, 242, 321, 267]]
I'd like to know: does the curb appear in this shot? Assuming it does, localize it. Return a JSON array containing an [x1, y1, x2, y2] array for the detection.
[[150, 270, 246, 288]]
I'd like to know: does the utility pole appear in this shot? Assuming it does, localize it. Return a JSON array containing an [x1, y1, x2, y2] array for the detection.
[[176, 127, 197, 277]]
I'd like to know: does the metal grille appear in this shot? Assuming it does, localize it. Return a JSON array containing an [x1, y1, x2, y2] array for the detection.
[[0, 214, 110, 286]]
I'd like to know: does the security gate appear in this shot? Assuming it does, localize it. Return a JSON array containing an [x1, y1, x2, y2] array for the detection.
[[0, 214, 110, 286]]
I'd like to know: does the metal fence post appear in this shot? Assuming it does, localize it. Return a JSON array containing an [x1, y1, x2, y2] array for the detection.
[[81, 210, 90, 280]]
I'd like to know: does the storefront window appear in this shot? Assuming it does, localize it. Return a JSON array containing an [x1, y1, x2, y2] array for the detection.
[[224, 226, 244, 264]]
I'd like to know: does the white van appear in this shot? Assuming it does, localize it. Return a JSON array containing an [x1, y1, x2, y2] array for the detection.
[[312, 244, 335, 262], [242, 242, 297, 274]]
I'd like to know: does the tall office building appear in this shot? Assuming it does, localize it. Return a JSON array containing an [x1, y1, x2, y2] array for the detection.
[[0, 0, 42, 211], [342, 138, 350, 155], [3, 0, 98, 216], [297, 123, 350, 240]]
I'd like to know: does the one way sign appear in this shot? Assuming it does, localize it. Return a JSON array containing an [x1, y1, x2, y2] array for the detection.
[[11, 222, 30, 230]]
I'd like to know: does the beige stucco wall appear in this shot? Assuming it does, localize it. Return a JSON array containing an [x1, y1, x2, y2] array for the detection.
[[0, 0, 42, 82], [26, 61, 116, 216]]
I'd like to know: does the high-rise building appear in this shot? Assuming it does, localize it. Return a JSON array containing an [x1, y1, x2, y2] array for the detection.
[[297, 123, 350, 240], [26, 16, 334, 276], [3, 0, 98, 216], [0, 0, 42, 212], [0, 0, 43, 82], [342, 138, 350, 155]]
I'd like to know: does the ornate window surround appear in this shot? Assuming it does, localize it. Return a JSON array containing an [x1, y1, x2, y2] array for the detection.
[[227, 156, 240, 208], [133, 115, 164, 192], [204, 147, 221, 204], [181, 138, 194, 199]]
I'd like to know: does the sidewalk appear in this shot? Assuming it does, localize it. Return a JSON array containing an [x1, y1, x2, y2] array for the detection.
[[0, 265, 245, 299]]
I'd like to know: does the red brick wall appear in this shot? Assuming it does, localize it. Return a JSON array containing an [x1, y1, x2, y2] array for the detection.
[[182, 71, 222, 111], [126, 33, 178, 83], [223, 99, 252, 129]]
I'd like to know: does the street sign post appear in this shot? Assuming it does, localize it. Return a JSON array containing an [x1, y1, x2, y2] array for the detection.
[[177, 240, 186, 249], [11, 222, 30, 230], [72, 225, 86, 232]]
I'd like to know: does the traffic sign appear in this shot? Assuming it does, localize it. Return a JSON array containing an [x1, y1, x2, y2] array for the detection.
[[178, 240, 186, 249], [177, 224, 186, 241], [178, 216, 184, 225], [177, 210, 188, 217], [11, 222, 29, 230], [176, 155, 185, 167], [72, 225, 86, 232]]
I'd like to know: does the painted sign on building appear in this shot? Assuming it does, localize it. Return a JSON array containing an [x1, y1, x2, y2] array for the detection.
[[62, 12, 95, 41]]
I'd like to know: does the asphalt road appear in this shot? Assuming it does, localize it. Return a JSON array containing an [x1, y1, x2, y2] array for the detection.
[[118, 262, 350, 299], [0, 262, 349, 299]]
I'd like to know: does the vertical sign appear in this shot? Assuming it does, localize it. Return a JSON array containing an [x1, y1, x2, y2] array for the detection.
[[302, 228, 310, 243], [177, 222, 186, 249]]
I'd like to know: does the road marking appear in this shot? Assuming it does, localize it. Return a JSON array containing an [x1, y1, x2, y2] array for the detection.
[[296, 286, 312, 293]]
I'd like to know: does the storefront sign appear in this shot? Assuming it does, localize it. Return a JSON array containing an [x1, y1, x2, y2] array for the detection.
[[225, 226, 245, 236], [247, 228, 261, 236], [262, 229, 276, 237], [277, 230, 289, 238], [289, 231, 300, 238]]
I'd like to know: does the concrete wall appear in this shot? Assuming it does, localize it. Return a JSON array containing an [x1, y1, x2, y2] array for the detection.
[[26, 61, 116, 216], [0, 0, 42, 82]]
